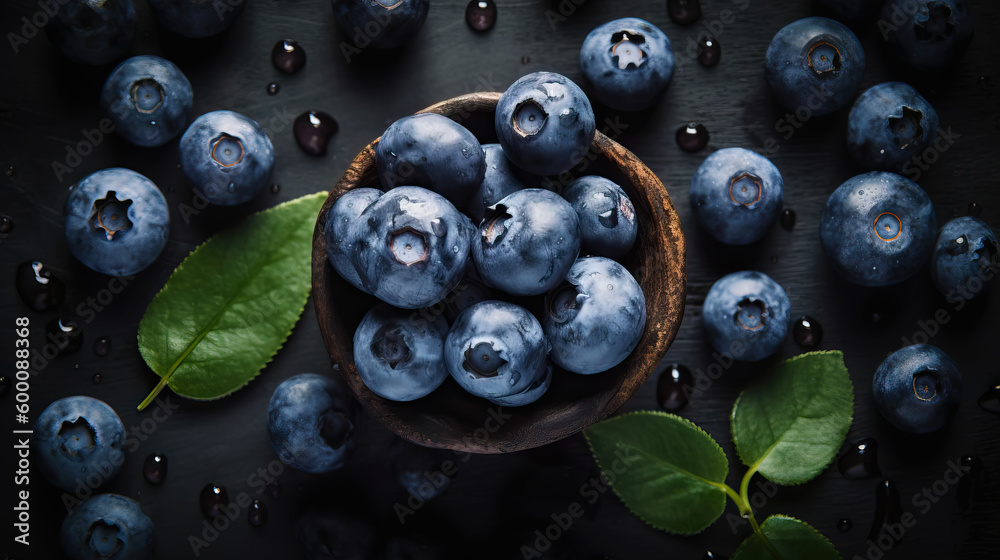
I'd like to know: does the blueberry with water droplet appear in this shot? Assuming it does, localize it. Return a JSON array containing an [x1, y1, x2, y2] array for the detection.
[[657, 363, 692, 411], [676, 122, 709, 152], [294, 111, 339, 156], [697, 35, 721, 66], [143, 452, 167, 485], [46, 317, 84, 356], [272, 39, 306, 74], [94, 336, 111, 357], [465, 0, 496, 31], [249, 499, 268, 527], [199, 484, 229, 519], [792, 315, 822, 348], [16, 261, 66, 312], [668, 0, 701, 25], [838, 438, 880, 479]]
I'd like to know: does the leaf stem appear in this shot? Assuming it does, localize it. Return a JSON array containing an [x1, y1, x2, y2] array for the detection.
[[738, 467, 784, 560], [137, 375, 170, 411]]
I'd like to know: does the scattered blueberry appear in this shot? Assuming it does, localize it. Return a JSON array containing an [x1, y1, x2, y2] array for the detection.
[[667, 0, 701, 25], [676, 122, 709, 152], [199, 483, 229, 519], [847, 82, 939, 171], [59, 494, 154, 560], [697, 35, 721, 66], [579, 18, 675, 112], [820, 172, 936, 286], [562, 176, 637, 259], [765, 17, 865, 117], [268, 374, 356, 473], [148, 0, 247, 37], [15, 261, 66, 312], [929, 216, 998, 299], [791, 315, 822, 348], [464, 143, 535, 225], [465, 0, 497, 32], [702, 270, 791, 362], [657, 363, 693, 411], [47, 0, 137, 65], [46, 317, 84, 356], [100, 55, 193, 147], [33, 396, 126, 493], [324, 187, 382, 293], [332, 0, 430, 49], [689, 147, 784, 245], [873, 344, 962, 433], [64, 168, 169, 277], [472, 188, 581, 296], [142, 452, 167, 485], [881, 0, 974, 71], [294, 110, 339, 156], [495, 71, 595, 176], [272, 39, 306, 74], [348, 186, 474, 309], [375, 113, 485, 207], [180, 110, 275, 205], [543, 257, 646, 374]]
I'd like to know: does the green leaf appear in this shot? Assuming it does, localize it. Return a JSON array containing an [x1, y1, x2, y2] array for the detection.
[[136, 192, 327, 410], [731, 350, 854, 486], [731, 515, 841, 560], [583, 411, 730, 535]]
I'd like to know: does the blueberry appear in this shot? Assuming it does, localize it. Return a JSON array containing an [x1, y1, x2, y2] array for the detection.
[[33, 396, 126, 493], [702, 270, 791, 362], [353, 303, 450, 401], [324, 188, 383, 293], [64, 168, 169, 277], [391, 441, 452, 501], [765, 17, 865, 117], [100, 55, 193, 148], [268, 374, 356, 473], [820, 172, 936, 286], [444, 300, 550, 404], [930, 216, 998, 298], [579, 17, 675, 112], [562, 176, 637, 259], [847, 82, 939, 172], [148, 0, 247, 38], [59, 494, 154, 560], [463, 143, 537, 225], [873, 344, 962, 433], [880, 0, 974, 71], [47, 0, 137, 65], [180, 110, 275, 205], [472, 189, 581, 296], [495, 72, 596, 176], [332, 0, 430, 49], [689, 147, 784, 245], [441, 274, 498, 323], [375, 113, 486, 207], [348, 186, 474, 309], [543, 256, 646, 374]]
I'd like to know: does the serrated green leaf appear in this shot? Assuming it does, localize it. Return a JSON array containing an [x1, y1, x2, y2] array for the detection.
[[731, 350, 854, 486], [731, 515, 841, 560], [136, 192, 327, 410], [584, 411, 730, 535]]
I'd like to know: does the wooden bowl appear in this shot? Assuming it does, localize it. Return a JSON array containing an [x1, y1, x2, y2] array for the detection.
[[312, 92, 685, 454]]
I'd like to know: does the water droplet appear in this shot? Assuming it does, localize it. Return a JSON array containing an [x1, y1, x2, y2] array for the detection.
[[838, 518, 852, 532], [668, 0, 701, 25], [199, 484, 229, 519], [676, 122, 709, 152], [960, 455, 979, 473], [869, 479, 904, 543], [780, 208, 796, 230], [266, 82, 280, 95], [294, 110, 339, 156], [862, 298, 897, 326], [45, 317, 83, 356], [227, 182, 236, 193], [465, 0, 497, 32], [266, 481, 281, 498], [838, 438, 880, 479], [703, 552, 726, 560], [657, 364, 692, 411], [977, 385, 1000, 414], [272, 39, 306, 74], [957, 455, 981, 512], [143, 453, 167, 485], [968, 202, 982, 217], [0, 376, 9, 397], [770, 255, 779, 263], [697, 35, 721, 66], [249, 499, 268, 527], [792, 315, 823, 348], [978, 76, 991, 87], [91, 373, 102, 384], [0, 215, 13, 233], [15, 261, 66, 312], [270, 183, 280, 194], [521, 56, 530, 64], [94, 336, 111, 357]]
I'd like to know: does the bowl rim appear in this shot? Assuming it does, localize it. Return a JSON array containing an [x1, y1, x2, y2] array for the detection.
[[311, 91, 686, 453]]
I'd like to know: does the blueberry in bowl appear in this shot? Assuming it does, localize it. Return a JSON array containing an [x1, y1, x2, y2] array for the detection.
[[819, 171, 936, 287], [312, 91, 686, 453], [880, 0, 974, 71], [562, 175, 637, 259], [148, 0, 248, 38], [872, 344, 962, 433], [579, 17, 675, 112], [64, 168, 170, 277], [59, 494, 154, 560], [323, 187, 383, 293], [33, 396, 127, 493], [846, 82, 939, 172], [268, 373, 357, 473], [463, 143, 537, 225], [702, 270, 791, 362], [47, 0, 137, 66], [764, 17, 865, 117], [930, 216, 998, 299], [495, 72, 596, 176], [332, 0, 430, 49], [100, 55, 193, 148], [689, 147, 784, 245], [179, 110, 275, 206]]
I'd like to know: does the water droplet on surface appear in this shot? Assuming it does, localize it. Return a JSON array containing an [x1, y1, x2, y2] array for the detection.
[[0, 376, 9, 397], [676, 122, 709, 152], [5, 165, 16, 176], [838, 518, 852, 532], [657, 363, 692, 411], [780, 208, 796, 229], [272, 39, 306, 74], [0, 215, 13, 233], [266, 82, 280, 95], [957, 455, 981, 512], [200, 484, 229, 519], [91, 373, 102, 384], [143, 453, 167, 485], [978, 76, 991, 87], [792, 315, 823, 348], [45, 317, 83, 356], [697, 35, 721, 66], [249, 499, 268, 527], [94, 336, 111, 356], [869, 479, 904, 543], [668, 0, 701, 25], [16, 261, 66, 312], [978, 385, 1000, 414], [465, 0, 497, 32], [270, 183, 280, 194], [770, 255, 779, 263], [702, 552, 726, 560], [294, 110, 339, 156], [968, 202, 982, 217], [838, 438, 880, 479], [521, 56, 530, 64], [862, 299, 897, 326]]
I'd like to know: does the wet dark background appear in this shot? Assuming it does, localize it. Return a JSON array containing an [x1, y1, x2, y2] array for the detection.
[[2, 0, 1000, 558]]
